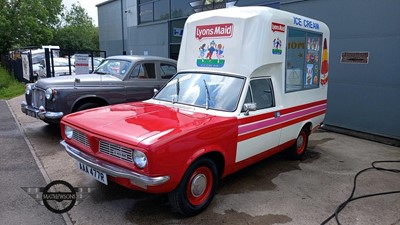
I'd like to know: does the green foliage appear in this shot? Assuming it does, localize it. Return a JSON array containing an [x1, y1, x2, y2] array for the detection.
[[0, 66, 25, 100], [52, 3, 99, 52], [0, 0, 63, 54], [0, 0, 99, 54]]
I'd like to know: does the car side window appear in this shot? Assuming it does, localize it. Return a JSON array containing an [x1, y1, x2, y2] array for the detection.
[[247, 78, 275, 110], [160, 63, 177, 79], [128, 63, 155, 79], [129, 64, 143, 79]]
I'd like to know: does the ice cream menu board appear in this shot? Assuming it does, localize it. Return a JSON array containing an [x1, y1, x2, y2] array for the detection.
[[285, 28, 322, 92], [305, 33, 322, 87]]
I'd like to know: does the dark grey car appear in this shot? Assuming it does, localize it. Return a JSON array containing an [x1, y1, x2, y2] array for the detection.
[[21, 55, 177, 124]]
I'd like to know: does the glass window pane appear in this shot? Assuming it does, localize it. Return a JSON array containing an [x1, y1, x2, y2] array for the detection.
[[129, 64, 142, 79], [143, 63, 155, 79], [250, 79, 274, 109], [171, 0, 193, 19], [155, 73, 245, 112], [170, 19, 186, 44], [285, 28, 322, 92], [139, 0, 153, 4], [304, 32, 322, 88], [286, 28, 306, 92], [154, 0, 169, 21], [160, 64, 177, 79], [139, 3, 153, 24]]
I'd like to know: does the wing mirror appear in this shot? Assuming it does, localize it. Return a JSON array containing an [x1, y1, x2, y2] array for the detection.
[[243, 103, 257, 116]]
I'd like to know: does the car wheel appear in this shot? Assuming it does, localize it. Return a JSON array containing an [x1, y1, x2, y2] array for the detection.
[[168, 157, 218, 216], [75, 102, 100, 112], [288, 127, 309, 160]]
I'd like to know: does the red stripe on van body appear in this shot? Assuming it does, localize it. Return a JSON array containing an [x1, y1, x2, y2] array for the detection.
[[237, 100, 326, 142]]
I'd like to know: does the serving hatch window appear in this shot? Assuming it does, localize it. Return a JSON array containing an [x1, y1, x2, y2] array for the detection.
[[285, 27, 322, 92]]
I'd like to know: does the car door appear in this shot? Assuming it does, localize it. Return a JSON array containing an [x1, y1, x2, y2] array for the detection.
[[236, 77, 281, 163], [123, 61, 160, 102]]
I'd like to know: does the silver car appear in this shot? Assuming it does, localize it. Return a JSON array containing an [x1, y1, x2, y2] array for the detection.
[[21, 55, 177, 124]]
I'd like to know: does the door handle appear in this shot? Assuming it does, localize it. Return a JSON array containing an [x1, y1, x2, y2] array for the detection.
[[274, 111, 281, 118]]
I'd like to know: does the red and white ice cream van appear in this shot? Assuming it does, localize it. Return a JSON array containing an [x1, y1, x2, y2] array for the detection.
[[60, 6, 329, 216]]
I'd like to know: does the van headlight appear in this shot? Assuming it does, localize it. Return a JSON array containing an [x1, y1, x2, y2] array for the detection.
[[45, 88, 53, 100], [133, 150, 147, 168], [64, 126, 74, 139]]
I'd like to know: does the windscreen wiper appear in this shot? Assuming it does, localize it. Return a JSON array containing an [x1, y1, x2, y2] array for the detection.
[[173, 78, 180, 103], [203, 79, 210, 110]]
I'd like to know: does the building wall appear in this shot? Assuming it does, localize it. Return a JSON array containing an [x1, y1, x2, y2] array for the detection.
[[98, 0, 124, 56], [127, 22, 170, 57], [281, 0, 400, 139]]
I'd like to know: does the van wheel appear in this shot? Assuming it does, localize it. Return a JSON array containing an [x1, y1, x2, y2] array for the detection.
[[168, 158, 218, 216], [76, 102, 100, 112], [288, 128, 309, 160]]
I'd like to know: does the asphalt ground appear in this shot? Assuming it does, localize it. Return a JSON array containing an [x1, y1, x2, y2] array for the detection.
[[0, 100, 67, 225], [1, 95, 400, 225]]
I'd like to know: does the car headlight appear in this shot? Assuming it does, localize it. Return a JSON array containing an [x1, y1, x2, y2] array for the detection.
[[25, 84, 33, 95], [45, 88, 53, 100], [64, 126, 73, 139], [133, 150, 147, 168]]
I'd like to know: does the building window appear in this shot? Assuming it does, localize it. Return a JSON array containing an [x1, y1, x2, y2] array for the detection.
[[155, 0, 170, 21], [139, 0, 170, 24], [285, 27, 322, 92], [171, 0, 193, 19], [139, 3, 153, 24]]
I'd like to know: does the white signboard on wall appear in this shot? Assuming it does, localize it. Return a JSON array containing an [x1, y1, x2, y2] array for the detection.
[[75, 54, 89, 74], [21, 54, 30, 81]]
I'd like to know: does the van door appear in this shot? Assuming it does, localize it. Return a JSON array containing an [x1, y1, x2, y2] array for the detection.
[[236, 77, 281, 162]]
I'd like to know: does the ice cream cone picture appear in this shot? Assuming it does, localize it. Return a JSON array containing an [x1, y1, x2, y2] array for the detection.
[[320, 38, 329, 86]]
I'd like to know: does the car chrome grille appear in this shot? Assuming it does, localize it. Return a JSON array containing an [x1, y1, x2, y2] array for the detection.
[[99, 140, 133, 163], [32, 88, 45, 108], [72, 130, 89, 147]]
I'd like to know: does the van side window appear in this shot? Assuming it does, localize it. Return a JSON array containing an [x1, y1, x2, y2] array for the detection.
[[160, 64, 177, 79], [246, 78, 275, 110]]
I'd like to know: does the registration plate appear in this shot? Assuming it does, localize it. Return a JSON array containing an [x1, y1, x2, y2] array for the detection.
[[26, 109, 38, 118], [78, 162, 108, 185]]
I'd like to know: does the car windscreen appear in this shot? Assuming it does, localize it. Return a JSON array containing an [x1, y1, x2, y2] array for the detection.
[[93, 59, 132, 80], [154, 72, 245, 112]]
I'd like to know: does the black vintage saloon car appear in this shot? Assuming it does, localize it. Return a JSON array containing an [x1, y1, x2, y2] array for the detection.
[[21, 55, 177, 124]]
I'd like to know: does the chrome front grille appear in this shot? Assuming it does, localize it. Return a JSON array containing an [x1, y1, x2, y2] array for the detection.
[[72, 130, 89, 147], [99, 140, 133, 163], [31, 88, 45, 108]]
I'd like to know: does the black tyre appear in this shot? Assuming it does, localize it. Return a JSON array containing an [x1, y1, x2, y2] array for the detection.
[[75, 102, 100, 112], [168, 157, 218, 216], [288, 127, 309, 160]]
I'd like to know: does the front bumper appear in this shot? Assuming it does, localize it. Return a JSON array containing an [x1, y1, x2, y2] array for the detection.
[[60, 140, 170, 189], [21, 101, 63, 120]]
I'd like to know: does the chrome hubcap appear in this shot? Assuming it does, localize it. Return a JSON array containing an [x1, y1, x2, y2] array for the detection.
[[297, 135, 304, 149], [191, 174, 207, 197]]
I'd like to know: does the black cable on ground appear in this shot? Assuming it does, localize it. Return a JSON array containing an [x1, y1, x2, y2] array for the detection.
[[320, 160, 400, 225]]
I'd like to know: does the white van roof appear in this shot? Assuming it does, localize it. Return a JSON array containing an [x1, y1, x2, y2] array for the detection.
[[178, 6, 330, 77]]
